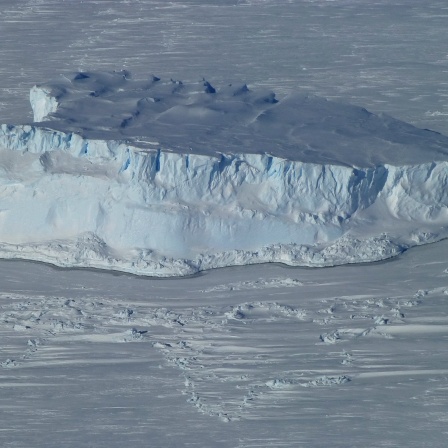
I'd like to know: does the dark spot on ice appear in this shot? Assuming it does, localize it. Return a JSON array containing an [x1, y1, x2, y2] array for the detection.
[[119, 69, 131, 79], [121, 156, 131, 172], [121, 118, 130, 128], [218, 154, 232, 171], [203, 79, 216, 94], [155, 149, 161, 172], [170, 79, 183, 93], [423, 128, 441, 135], [73, 72, 90, 81], [257, 92, 278, 104], [233, 84, 250, 96]]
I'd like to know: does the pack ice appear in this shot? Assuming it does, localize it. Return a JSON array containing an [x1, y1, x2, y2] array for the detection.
[[0, 70, 447, 276]]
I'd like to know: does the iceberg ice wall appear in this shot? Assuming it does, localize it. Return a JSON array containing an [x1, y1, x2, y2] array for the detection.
[[0, 71, 447, 276]]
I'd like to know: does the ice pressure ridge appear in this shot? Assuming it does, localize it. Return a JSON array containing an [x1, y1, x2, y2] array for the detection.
[[0, 70, 448, 276]]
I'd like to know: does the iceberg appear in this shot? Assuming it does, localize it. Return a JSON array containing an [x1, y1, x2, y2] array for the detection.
[[0, 71, 447, 276]]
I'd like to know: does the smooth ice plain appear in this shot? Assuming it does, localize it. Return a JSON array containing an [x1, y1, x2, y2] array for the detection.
[[1, 1, 448, 447]]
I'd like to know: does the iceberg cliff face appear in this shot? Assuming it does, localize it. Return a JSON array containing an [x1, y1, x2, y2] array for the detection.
[[0, 72, 447, 276]]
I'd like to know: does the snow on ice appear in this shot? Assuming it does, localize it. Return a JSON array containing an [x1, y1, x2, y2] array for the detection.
[[0, 71, 447, 276]]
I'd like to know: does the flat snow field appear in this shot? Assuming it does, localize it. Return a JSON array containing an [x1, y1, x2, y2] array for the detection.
[[1, 0, 448, 447], [1, 242, 448, 447]]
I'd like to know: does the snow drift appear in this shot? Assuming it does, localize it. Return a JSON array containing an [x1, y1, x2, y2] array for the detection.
[[0, 71, 447, 276]]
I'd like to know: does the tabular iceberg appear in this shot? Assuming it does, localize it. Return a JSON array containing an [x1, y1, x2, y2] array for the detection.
[[0, 71, 447, 276]]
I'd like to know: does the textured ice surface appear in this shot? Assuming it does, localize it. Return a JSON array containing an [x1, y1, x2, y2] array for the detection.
[[2, 240, 448, 446], [1, 72, 448, 275], [29, 71, 448, 167]]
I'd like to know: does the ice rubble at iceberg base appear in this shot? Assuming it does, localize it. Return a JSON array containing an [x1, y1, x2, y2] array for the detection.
[[0, 72, 447, 276]]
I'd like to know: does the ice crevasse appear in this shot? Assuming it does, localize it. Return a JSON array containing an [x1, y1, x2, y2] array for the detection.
[[0, 71, 447, 276]]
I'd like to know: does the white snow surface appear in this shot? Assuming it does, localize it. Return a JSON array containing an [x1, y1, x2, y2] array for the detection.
[[2, 241, 448, 447], [1, 2, 448, 447], [1, 72, 448, 276], [29, 71, 448, 167]]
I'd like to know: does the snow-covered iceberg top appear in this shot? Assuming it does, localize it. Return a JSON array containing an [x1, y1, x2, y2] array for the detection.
[[29, 70, 448, 167], [0, 71, 447, 276]]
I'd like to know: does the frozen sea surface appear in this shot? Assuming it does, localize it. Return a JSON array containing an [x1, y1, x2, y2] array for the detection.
[[1, 0, 448, 446], [1, 241, 448, 447]]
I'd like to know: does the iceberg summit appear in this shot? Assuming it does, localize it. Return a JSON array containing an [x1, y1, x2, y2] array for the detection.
[[0, 70, 447, 276]]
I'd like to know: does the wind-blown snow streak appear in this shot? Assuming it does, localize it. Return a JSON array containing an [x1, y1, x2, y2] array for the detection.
[[0, 72, 447, 276]]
